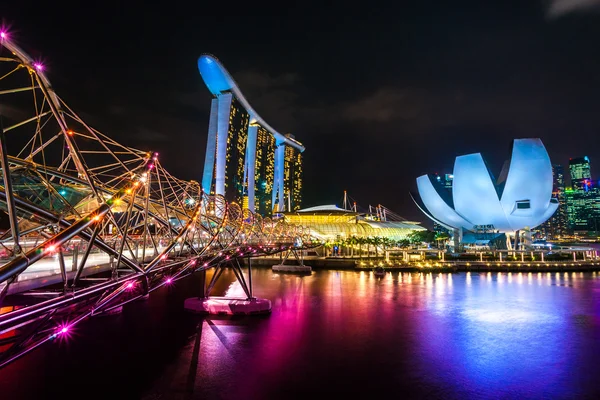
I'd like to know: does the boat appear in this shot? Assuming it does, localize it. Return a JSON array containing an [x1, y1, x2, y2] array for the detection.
[[373, 266, 385, 277]]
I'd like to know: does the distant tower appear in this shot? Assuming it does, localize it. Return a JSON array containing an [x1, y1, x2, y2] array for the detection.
[[540, 164, 567, 238], [569, 156, 591, 192]]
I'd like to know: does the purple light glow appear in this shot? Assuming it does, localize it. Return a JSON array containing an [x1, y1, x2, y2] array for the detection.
[[126, 282, 134, 289], [33, 63, 44, 71], [166, 277, 173, 284], [60, 326, 69, 334], [0, 32, 6, 39]]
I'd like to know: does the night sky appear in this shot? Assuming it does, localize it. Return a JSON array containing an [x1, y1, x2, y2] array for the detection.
[[2, 1, 600, 225]]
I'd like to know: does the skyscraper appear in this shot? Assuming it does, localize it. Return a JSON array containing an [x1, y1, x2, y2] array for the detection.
[[565, 157, 600, 234], [225, 96, 249, 204], [569, 156, 592, 192], [251, 126, 276, 215], [283, 135, 303, 212], [198, 54, 305, 215], [539, 164, 567, 239]]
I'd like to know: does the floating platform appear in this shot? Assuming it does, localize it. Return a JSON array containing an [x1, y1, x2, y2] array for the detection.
[[272, 264, 312, 273], [183, 297, 271, 315]]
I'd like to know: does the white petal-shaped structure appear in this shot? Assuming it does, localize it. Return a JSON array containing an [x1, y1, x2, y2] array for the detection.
[[416, 175, 472, 230], [412, 138, 558, 234], [500, 139, 558, 230], [453, 153, 512, 231]]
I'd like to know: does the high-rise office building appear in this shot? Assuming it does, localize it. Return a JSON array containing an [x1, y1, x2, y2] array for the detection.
[[565, 157, 600, 234], [539, 164, 568, 239], [569, 156, 592, 192]]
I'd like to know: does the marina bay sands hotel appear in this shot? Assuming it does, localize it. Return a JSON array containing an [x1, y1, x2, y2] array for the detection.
[[198, 55, 304, 215]]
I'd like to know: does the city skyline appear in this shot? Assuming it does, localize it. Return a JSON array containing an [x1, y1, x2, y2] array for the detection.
[[2, 2, 600, 222]]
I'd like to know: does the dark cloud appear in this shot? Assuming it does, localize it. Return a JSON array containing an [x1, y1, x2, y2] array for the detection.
[[341, 88, 418, 123], [546, 0, 600, 18], [232, 70, 301, 132]]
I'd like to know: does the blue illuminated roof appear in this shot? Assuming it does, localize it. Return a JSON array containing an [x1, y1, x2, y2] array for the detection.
[[197, 54, 305, 152]]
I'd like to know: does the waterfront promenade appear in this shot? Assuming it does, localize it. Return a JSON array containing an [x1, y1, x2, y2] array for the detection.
[[249, 252, 600, 273]]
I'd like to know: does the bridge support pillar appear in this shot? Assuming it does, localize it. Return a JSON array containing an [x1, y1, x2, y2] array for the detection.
[[199, 268, 206, 299], [184, 259, 271, 315], [272, 248, 312, 273]]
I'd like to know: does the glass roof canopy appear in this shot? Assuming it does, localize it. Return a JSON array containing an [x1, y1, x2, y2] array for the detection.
[[283, 207, 425, 241]]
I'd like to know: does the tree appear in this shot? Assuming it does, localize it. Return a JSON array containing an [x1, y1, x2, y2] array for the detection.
[[434, 232, 450, 249], [373, 236, 383, 257], [397, 239, 410, 248], [409, 230, 436, 246]]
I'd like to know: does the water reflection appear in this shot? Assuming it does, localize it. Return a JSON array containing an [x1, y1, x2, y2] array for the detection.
[[1, 270, 599, 399]]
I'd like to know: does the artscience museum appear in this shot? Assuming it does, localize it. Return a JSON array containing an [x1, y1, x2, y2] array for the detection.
[[412, 138, 559, 249]]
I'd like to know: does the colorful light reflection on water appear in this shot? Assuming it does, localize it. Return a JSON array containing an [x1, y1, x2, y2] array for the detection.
[[1, 269, 599, 399]]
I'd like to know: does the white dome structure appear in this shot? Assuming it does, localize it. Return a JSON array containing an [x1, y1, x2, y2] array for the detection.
[[412, 138, 559, 233]]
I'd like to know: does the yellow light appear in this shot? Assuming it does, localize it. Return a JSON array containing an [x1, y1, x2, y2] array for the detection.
[[126, 189, 132, 194], [93, 215, 101, 222]]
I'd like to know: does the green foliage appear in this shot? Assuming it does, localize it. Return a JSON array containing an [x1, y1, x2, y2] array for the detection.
[[408, 230, 435, 244]]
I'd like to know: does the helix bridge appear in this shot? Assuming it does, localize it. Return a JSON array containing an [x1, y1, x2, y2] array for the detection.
[[0, 32, 318, 369]]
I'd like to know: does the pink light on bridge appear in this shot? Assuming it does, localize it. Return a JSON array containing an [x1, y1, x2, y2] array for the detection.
[[165, 277, 173, 284], [126, 282, 134, 290], [33, 63, 44, 71], [0, 31, 6, 39], [55, 323, 71, 338]]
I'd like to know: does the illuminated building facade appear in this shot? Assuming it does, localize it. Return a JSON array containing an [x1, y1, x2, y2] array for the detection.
[[538, 164, 568, 239], [284, 137, 303, 212], [253, 126, 276, 215], [224, 97, 249, 203], [412, 138, 558, 249], [565, 156, 600, 234], [569, 157, 591, 192], [198, 54, 304, 215], [283, 205, 425, 241]]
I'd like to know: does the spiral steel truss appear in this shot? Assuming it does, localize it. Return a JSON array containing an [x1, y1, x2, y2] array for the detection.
[[0, 35, 316, 368]]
